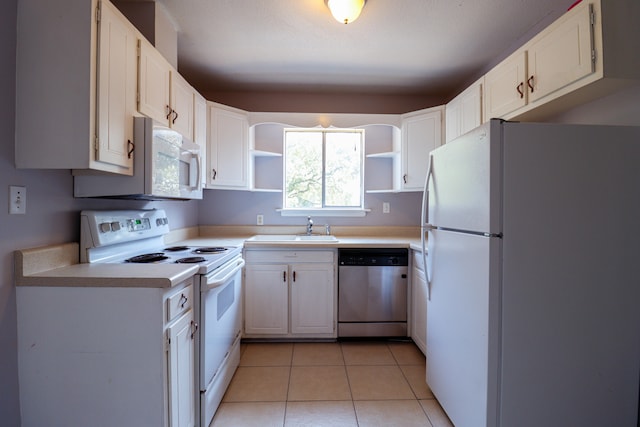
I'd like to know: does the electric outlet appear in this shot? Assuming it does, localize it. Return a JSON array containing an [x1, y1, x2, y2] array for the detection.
[[256, 214, 264, 225], [9, 185, 27, 215], [383, 202, 390, 214]]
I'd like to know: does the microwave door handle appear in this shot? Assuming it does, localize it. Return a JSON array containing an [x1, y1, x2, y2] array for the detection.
[[196, 153, 202, 190], [189, 152, 200, 190]]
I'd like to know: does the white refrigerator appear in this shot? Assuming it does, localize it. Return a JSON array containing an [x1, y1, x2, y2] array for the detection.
[[420, 119, 640, 427]]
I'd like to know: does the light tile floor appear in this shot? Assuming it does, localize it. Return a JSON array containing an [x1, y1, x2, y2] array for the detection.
[[211, 341, 454, 427]]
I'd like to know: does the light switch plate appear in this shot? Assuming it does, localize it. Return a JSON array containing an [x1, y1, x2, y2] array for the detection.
[[383, 202, 390, 214], [9, 185, 27, 215]]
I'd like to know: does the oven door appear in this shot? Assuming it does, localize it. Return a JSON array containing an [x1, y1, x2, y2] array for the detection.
[[151, 124, 202, 200], [199, 255, 244, 391]]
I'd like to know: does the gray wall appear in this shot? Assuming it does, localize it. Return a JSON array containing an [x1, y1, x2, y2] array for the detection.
[[198, 189, 422, 227]]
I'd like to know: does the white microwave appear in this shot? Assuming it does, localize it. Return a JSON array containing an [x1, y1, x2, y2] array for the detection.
[[74, 117, 203, 200]]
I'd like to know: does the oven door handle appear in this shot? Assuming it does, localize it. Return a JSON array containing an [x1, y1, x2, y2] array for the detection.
[[202, 258, 245, 291]]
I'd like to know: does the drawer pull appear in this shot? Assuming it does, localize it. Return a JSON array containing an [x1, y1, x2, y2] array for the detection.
[[179, 293, 188, 308]]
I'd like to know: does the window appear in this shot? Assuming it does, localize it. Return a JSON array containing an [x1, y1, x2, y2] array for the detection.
[[284, 129, 364, 212]]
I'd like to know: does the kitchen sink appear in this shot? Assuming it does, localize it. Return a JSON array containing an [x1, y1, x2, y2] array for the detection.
[[247, 234, 338, 242], [295, 235, 338, 241]]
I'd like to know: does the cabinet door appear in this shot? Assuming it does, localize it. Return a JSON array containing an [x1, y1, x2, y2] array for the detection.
[[445, 80, 482, 143], [527, 4, 594, 104], [167, 309, 196, 427], [411, 265, 427, 355], [171, 73, 195, 140], [138, 39, 171, 125], [445, 100, 462, 144], [207, 105, 249, 188], [484, 51, 527, 119], [290, 263, 334, 335], [401, 109, 442, 191], [244, 264, 289, 335], [95, 0, 136, 174]]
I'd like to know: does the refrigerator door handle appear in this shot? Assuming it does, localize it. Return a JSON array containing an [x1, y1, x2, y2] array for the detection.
[[421, 154, 434, 227], [421, 154, 434, 299], [422, 225, 435, 300]]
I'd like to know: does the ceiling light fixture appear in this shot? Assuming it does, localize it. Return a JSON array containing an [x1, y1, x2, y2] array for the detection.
[[326, 0, 366, 24]]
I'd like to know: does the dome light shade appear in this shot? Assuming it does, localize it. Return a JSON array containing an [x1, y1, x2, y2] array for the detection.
[[326, 0, 366, 24]]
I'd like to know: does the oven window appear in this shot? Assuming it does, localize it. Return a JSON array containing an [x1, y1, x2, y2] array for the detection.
[[217, 279, 235, 321]]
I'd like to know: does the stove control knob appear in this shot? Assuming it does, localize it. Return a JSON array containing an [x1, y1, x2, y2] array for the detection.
[[99, 222, 111, 233], [110, 221, 121, 232]]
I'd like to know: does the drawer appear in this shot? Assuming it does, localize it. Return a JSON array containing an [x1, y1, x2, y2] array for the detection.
[[244, 249, 335, 264], [167, 285, 193, 322]]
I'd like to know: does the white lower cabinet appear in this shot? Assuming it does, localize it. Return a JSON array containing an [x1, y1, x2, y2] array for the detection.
[[244, 250, 336, 338], [411, 250, 427, 355], [16, 279, 196, 427]]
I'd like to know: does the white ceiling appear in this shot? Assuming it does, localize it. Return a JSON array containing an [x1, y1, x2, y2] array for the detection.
[[156, 0, 576, 100]]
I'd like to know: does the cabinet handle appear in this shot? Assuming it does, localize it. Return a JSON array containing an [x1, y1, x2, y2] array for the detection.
[[293, 271, 296, 282], [283, 271, 286, 282], [179, 293, 188, 308], [516, 82, 524, 99], [166, 105, 173, 120], [403, 174, 407, 184], [212, 169, 217, 180], [190, 321, 198, 339], [172, 110, 179, 124], [127, 140, 134, 159], [527, 75, 535, 93]]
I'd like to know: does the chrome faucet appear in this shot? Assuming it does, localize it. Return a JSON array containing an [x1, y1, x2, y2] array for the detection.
[[306, 216, 313, 235]]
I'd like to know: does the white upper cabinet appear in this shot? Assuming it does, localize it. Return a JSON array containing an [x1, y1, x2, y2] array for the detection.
[[526, 4, 594, 104], [206, 102, 249, 189], [95, 0, 137, 172], [446, 78, 483, 143], [484, 51, 528, 121], [170, 73, 196, 140], [138, 38, 172, 126], [15, 0, 138, 175], [483, 0, 640, 121], [138, 39, 198, 141], [400, 107, 443, 191]]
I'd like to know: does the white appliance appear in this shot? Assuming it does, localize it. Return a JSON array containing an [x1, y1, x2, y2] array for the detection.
[[80, 209, 243, 427], [420, 120, 640, 427], [74, 117, 202, 200]]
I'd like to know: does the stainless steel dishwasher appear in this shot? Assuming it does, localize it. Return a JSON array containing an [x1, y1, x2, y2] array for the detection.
[[338, 248, 409, 337]]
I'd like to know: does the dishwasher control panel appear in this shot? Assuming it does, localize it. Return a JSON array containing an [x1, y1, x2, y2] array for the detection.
[[338, 248, 408, 266]]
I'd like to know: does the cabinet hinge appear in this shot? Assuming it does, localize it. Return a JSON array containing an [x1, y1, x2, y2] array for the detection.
[[94, 136, 100, 154], [591, 49, 597, 63], [95, 2, 101, 23], [589, 9, 595, 26], [166, 336, 171, 350]]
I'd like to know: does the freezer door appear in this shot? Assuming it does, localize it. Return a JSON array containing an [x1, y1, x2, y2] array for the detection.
[[426, 228, 501, 427], [427, 120, 502, 235]]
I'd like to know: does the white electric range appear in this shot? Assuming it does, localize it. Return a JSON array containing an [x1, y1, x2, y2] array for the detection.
[[80, 209, 244, 427]]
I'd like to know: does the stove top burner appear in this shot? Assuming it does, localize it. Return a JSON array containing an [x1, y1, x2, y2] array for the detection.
[[164, 246, 190, 252], [193, 247, 228, 254], [125, 253, 169, 263], [175, 256, 206, 264]]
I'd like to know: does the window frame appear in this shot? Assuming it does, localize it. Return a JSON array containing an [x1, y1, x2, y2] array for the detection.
[[280, 128, 368, 217]]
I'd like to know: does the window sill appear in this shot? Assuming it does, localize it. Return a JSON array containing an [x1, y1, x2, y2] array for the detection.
[[277, 208, 370, 218]]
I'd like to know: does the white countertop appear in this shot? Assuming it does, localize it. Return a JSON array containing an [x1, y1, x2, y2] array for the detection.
[[15, 229, 425, 288]]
